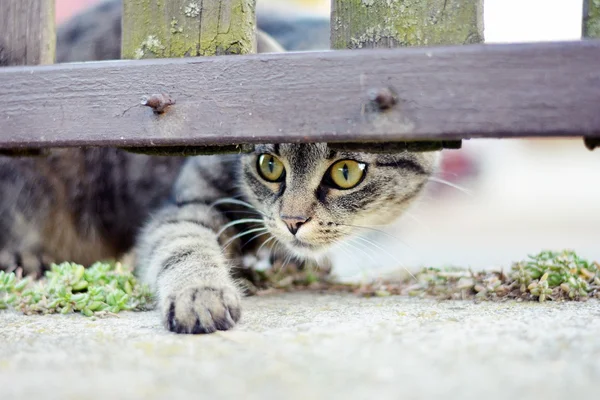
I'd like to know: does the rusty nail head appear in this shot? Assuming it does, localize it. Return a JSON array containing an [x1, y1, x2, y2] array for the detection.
[[369, 87, 397, 110], [141, 93, 175, 113]]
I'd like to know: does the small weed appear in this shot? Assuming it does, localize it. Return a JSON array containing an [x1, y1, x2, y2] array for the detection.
[[356, 250, 600, 302], [0, 262, 153, 317], [250, 250, 599, 303]]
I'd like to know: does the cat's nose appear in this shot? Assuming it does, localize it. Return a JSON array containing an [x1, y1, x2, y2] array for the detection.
[[280, 215, 310, 235]]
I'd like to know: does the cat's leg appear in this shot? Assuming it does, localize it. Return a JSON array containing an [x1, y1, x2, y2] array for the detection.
[[0, 158, 53, 276], [135, 201, 242, 334]]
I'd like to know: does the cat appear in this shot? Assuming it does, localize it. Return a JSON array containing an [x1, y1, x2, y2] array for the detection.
[[135, 146, 436, 333], [0, 1, 437, 334]]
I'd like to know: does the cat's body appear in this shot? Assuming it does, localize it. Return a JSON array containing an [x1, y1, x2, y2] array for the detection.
[[0, 1, 437, 334]]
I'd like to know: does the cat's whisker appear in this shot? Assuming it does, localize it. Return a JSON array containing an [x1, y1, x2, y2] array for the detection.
[[332, 240, 353, 263], [217, 218, 264, 236], [433, 171, 460, 179], [274, 252, 294, 273], [340, 238, 379, 282], [351, 234, 416, 281], [222, 210, 263, 218], [210, 198, 268, 217], [242, 231, 271, 249], [403, 210, 432, 232], [223, 227, 269, 250], [337, 223, 412, 250], [344, 236, 378, 266], [427, 176, 473, 196], [266, 239, 284, 270], [257, 236, 277, 255]]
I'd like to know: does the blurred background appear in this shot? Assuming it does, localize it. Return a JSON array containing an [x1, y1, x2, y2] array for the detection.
[[55, 0, 599, 279]]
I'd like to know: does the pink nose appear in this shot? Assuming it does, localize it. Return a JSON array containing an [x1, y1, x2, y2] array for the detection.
[[280, 216, 310, 235]]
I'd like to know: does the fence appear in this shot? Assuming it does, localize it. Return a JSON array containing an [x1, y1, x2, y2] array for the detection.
[[0, 0, 599, 154]]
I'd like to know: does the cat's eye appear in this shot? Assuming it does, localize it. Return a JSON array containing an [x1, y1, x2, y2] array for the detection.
[[257, 154, 285, 182], [327, 160, 366, 190]]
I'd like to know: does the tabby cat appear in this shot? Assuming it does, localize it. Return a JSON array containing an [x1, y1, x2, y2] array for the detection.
[[0, 1, 437, 334]]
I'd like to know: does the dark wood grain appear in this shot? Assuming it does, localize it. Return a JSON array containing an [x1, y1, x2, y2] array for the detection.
[[583, 0, 600, 149], [1, 40, 600, 150], [0, 0, 55, 66]]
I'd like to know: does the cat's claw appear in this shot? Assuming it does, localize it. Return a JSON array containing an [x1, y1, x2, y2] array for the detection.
[[0, 250, 51, 278], [163, 286, 241, 334]]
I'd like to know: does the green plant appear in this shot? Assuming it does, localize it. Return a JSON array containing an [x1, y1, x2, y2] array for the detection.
[[514, 250, 599, 301], [355, 250, 600, 302], [0, 270, 28, 309], [1, 262, 153, 317]]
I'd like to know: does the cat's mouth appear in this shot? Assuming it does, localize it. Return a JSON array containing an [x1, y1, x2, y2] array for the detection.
[[292, 238, 317, 249], [280, 236, 331, 259]]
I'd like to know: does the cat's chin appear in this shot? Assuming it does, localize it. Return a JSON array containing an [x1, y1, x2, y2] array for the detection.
[[281, 238, 330, 261]]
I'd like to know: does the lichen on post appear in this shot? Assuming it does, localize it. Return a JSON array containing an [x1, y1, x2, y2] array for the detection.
[[583, 0, 600, 38], [122, 0, 257, 59], [331, 0, 484, 49]]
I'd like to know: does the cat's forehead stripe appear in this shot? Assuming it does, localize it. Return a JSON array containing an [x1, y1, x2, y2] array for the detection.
[[374, 159, 428, 175]]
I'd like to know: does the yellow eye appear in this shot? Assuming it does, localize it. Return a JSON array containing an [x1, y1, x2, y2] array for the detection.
[[328, 160, 366, 189], [257, 154, 285, 182]]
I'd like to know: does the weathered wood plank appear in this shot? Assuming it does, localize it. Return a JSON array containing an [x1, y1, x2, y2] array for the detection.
[[122, 0, 256, 59], [583, 0, 600, 38], [1, 41, 600, 149], [0, 0, 55, 66], [331, 0, 483, 49], [583, 0, 600, 150]]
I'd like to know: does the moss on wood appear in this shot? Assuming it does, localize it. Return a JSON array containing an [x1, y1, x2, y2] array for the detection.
[[331, 0, 484, 49], [122, 0, 256, 59], [584, 0, 600, 38]]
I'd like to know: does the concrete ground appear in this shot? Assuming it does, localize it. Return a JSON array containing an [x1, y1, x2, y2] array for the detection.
[[1, 293, 599, 400]]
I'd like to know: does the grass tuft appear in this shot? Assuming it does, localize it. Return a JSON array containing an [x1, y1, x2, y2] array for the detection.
[[354, 250, 600, 301], [250, 250, 600, 302], [0, 262, 153, 317]]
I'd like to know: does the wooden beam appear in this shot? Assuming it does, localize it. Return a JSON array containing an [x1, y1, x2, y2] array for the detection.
[[0, 0, 55, 66], [583, 0, 600, 150], [331, 0, 483, 49], [122, 0, 257, 59], [1, 41, 600, 150]]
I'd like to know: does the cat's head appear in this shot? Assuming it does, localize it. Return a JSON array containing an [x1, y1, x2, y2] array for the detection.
[[239, 143, 437, 259]]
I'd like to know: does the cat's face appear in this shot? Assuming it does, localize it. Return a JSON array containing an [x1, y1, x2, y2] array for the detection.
[[240, 143, 436, 258]]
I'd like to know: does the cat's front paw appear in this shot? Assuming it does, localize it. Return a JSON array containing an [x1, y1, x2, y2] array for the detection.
[[162, 286, 241, 334]]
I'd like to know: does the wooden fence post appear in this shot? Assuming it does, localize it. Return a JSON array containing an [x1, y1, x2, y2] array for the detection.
[[583, 0, 600, 150], [122, 0, 257, 59], [583, 0, 600, 38], [0, 0, 55, 66], [331, 0, 484, 49]]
